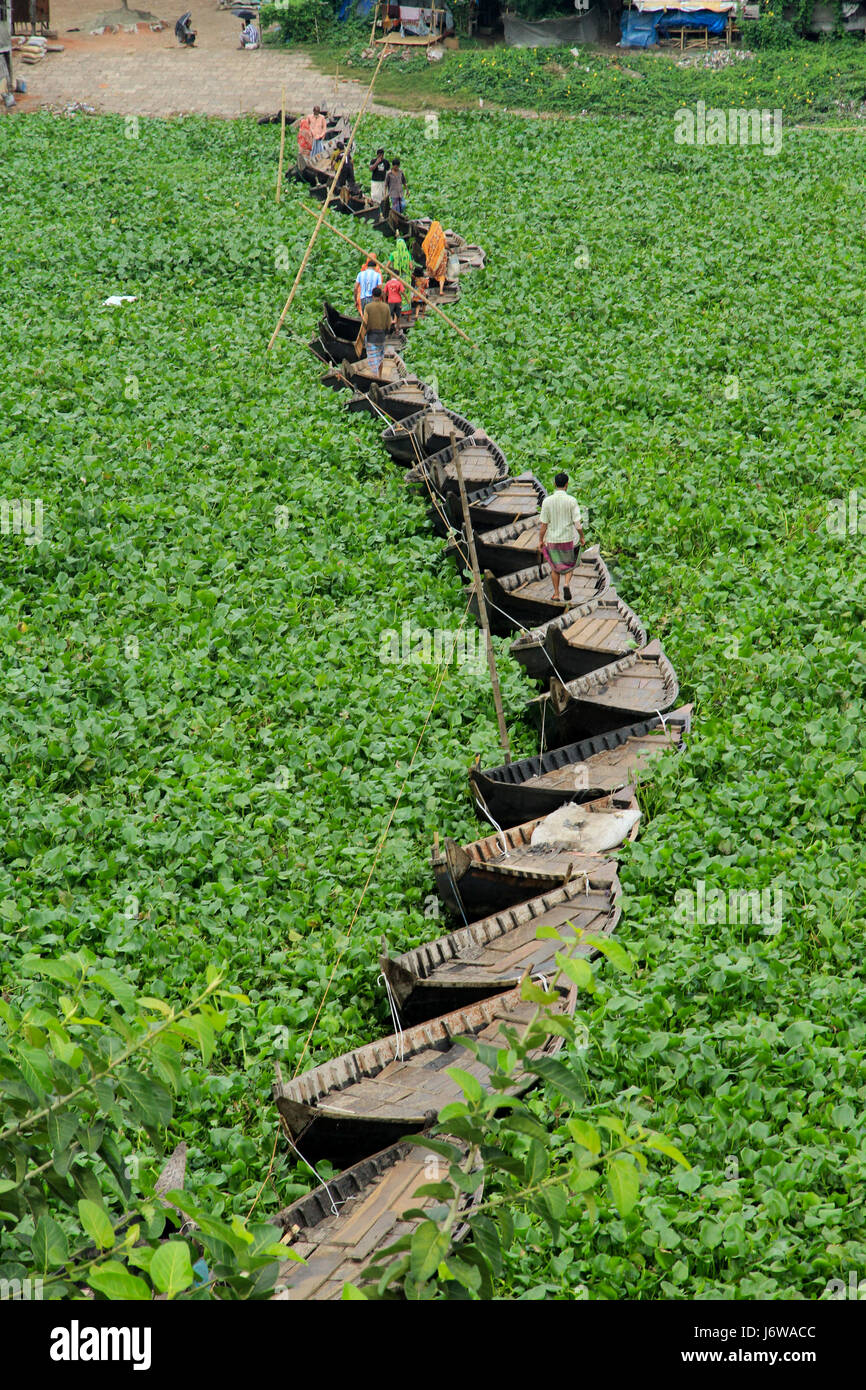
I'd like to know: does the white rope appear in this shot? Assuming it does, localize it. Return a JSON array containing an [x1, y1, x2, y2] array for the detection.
[[655, 709, 668, 731], [285, 1135, 344, 1217], [539, 693, 546, 756], [473, 796, 509, 858], [378, 972, 406, 1062], [533, 972, 551, 992]]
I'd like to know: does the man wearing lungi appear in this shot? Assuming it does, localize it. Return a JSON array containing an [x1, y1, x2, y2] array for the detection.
[[538, 473, 585, 603]]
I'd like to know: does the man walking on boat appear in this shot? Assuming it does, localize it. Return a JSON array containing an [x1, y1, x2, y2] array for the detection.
[[360, 287, 393, 379], [538, 473, 585, 602]]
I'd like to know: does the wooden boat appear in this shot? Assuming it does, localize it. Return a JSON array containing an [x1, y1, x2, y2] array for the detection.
[[469, 707, 693, 829], [321, 357, 419, 396], [406, 435, 509, 498], [381, 406, 477, 465], [432, 788, 640, 920], [308, 183, 381, 220], [273, 982, 577, 1167], [424, 281, 461, 306], [533, 639, 680, 747], [471, 547, 612, 637], [271, 1140, 482, 1301], [308, 336, 332, 366], [323, 301, 363, 340], [297, 156, 331, 186], [368, 379, 437, 422], [440, 472, 546, 537], [318, 317, 405, 367], [381, 866, 620, 1024], [447, 514, 546, 577], [373, 207, 417, 241], [511, 594, 647, 683], [411, 220, 486, 271]]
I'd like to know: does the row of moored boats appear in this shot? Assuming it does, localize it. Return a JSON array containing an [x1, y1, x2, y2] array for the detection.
[[271, 134, 688, 1300]]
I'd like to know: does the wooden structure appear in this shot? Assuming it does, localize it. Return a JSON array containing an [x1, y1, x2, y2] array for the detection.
[[372, 2, 449, 46], [431, 788, 640, 919], [381, 405, 478, 464], [406, 436, 509, 497], [11, 0, 48, 34], [447, 512, 549, 578], [272, 1139, 481, 1300], [381, 866, 621, 1024], [469, 707, 693, 829], [535, 638, 680, 747], [440, 471, 546, 537], [473, 546, 612, 636], [510, 593, 647, 683], [274, 982, 577, 1168]]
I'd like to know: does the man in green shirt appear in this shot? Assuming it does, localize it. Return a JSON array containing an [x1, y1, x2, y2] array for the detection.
[[538, 472, 586, 602]]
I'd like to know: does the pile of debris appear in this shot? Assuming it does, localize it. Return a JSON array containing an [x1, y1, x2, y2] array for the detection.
[[676, 47, 755, 69]]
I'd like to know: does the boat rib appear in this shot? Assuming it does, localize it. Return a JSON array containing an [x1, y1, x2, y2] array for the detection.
[[274, 982, 577, 1167], [381, 866, 621, 1023]]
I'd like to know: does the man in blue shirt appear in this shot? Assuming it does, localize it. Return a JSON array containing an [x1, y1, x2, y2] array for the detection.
[[354, 257, 382, 315]]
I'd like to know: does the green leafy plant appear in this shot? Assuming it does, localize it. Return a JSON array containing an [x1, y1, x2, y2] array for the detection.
[[0, 953, 285, 1298], [261, 0, 337, 45], [349, 937, 688, 1299]]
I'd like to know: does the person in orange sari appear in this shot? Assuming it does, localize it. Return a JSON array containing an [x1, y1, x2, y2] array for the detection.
[[297, 116, 313, 162], [421, 220, 448, 292]]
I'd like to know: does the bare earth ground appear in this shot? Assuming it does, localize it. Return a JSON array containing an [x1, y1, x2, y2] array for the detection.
[[10, 0, 400, 118]]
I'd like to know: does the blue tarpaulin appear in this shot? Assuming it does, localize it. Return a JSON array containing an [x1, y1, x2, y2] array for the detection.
[[657, 8, 728, 31], [338, 0, 374, 18], [620, 6, 728, 44], [620, 10, 660, 44]]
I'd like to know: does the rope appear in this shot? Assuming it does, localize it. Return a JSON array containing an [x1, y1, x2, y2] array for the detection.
[[291, 597, 473, 1080], [378, 972, 406, 1062], [285, 1134, 345, 1217], [444, 861, 470, 928], [473, 795, 509, 858]]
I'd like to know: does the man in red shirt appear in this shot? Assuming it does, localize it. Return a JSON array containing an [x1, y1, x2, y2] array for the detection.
[[383, 273, 405, 326]]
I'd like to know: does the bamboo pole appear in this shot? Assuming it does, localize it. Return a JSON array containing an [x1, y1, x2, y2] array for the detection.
[[275, 85, 287, 204], [299, 203, 477, 348], [267, 45, 389, 352], [369, 0, 379, 45], [453, 433, 511, 764]]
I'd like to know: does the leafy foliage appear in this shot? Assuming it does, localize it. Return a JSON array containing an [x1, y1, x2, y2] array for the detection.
[[320, 39, 866, 121], [0, 956, 285, 1297]]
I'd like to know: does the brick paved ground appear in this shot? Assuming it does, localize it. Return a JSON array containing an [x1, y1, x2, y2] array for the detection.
[[10, 0, 400, 119]]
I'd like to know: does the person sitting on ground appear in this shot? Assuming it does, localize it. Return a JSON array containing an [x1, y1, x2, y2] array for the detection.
[[239, 16, 260, 47], [538, 472, 586, 604], [384, 158, 408, 215], [369, 148, 390, 204], [355, 256, 382, 315], [361, 288, 393, 379], [310, 106, 327, 158], [384, 271, 405, 327], [175, 11, 196, 45]]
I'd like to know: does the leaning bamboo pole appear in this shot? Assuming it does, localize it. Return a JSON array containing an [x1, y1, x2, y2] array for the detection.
[[299, 203, 477, 349], [267, 46, 389, 351]]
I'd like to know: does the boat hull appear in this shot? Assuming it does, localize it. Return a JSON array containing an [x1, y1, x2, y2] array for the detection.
[[469, 708, 692, 828]]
